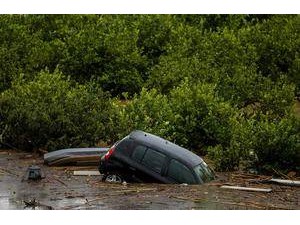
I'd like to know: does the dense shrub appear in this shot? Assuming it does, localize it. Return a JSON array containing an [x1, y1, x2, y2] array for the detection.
[[242, 15, 300, 92], [113, 81, 236, 154], [110, 88, 173, 141], [168, 80, 236, 151], [0, 70, 113, 151], [147, 26, 261, 107], [59, 15, 146, 96], [207, 145, 241, 171], [257, 76, 296, 117], [254, 116, 300, 171], [208, 113, 300, 172], [137, 15, 174, 66]]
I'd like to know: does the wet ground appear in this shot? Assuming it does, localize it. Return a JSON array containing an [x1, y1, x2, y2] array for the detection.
[[0, 149, 299, 210]]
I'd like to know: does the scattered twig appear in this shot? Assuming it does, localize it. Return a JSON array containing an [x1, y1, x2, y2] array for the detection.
[[231, 173, 272, 181], [0, 167, 20, 177], [51, 176, 68, 187], [248, 178, 272, 184], [169, 195, 195, 201], [86, 197, 108, 204], [60, 197, 107, 210], [272, 168, 291, 180], [65, 194, 85, 199], [242, 200, 290, 210], [206, 182, 226, 186], [170, 195, 289, 210], [211, 200, 274, 209], [110, 188, 157, 194], [133, 188, 157, 192]]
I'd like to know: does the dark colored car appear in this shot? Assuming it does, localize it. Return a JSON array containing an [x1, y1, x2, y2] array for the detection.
[[99, 130, 215, 184]]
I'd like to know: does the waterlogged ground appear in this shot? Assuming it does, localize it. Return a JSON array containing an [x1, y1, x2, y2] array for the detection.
[[0, 149, 299, 210]]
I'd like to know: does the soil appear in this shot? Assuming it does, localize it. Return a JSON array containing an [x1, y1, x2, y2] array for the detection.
[[0, 149, 299, 210]]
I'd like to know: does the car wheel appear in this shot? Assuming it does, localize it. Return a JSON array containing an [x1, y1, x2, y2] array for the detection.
[[103, 174, 124, 183]]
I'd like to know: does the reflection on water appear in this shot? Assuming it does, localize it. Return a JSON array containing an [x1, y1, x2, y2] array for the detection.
[[0, 176, 109, 210]]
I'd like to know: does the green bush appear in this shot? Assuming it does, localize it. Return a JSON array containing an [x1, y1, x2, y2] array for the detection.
[[236, 114, 300, 171], [114, 80, 237, 154], [111, 88, 173, 141], [208, 113, 300, 172], [207, 145, 241, 171], [169, 80, 236, 151], [0, 70, 113, 151], [137, 15, 174, 66], [57, 15, 147, 97], [242, 15, 300, 91], [258, 76, 296, 117], [114, 80, 243, 156]]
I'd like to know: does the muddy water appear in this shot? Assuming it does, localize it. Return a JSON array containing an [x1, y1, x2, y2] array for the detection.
[[0, 151, 196, 210], [0, 172, 194, 210], [0, 150, 299, 210]]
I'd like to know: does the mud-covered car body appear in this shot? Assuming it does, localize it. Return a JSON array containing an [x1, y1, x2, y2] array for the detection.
[[99, 130, 214, 184]]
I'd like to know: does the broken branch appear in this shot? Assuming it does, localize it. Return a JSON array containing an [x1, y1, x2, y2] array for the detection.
[[268, 178, 300, 187], [220, 185, 272, 193]]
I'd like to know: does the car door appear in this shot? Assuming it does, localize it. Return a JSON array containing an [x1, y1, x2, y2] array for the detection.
[[129, 146, 170, 183]]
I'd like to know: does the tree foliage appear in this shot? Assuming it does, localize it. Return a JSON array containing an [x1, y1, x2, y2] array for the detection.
[[0, 70, 113, 151]]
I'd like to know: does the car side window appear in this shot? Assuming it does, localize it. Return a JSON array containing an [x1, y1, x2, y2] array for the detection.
[[167, 159, 196, 184], [131, 145, 147, 162], [141, 148, 166, 173]]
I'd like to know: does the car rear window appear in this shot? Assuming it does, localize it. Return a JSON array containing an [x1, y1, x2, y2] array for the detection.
[[141, 148, 166, 173], [167, 159, 196, 184], [115, 137, 134, 156]]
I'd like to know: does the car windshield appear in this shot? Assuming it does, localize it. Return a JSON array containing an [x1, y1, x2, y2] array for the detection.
[[193, 162, 214, 183]]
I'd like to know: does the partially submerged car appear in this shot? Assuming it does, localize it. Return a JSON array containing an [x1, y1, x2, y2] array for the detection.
[[99, 130, 215, 184]]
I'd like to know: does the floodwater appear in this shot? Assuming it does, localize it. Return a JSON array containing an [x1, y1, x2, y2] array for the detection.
[[0, 150, 299, 210]]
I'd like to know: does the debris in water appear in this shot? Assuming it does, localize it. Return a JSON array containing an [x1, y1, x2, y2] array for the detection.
[[44, 148, 108, 166], [73, 170, 101, 176], [24, 198, 54, 210], [23, 165, 45, 181], [268, 178, 300, 187], [24, 199, 38, 208], [220, 185, 272, 193]]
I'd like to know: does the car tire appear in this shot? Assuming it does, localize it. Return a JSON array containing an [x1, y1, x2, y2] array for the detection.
[[102, 174, 124, 183]]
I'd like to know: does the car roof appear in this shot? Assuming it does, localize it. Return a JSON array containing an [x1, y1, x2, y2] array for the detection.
[[129, 130, 203, 168]]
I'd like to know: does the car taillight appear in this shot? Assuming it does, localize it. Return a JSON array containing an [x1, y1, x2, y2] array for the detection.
[[104, 146, 115, 160]]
